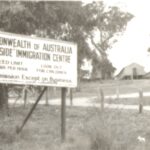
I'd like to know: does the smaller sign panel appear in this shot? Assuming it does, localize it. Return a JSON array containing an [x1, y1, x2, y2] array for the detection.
[[0, 31, 77, 87]]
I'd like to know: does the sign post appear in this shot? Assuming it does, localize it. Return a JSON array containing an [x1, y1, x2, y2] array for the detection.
[[61, 87, 67, 142], [70, 88, 73, 106]]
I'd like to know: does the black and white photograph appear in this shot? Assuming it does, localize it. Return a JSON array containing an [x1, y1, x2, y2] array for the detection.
[[0, 0, 150, 149]]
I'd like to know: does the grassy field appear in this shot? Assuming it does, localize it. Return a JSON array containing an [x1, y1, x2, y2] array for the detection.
[[75, 80, 150, 106], [2, 79, 150, 150], [78, 79, 150, 96], [1, 106, 150, 150]]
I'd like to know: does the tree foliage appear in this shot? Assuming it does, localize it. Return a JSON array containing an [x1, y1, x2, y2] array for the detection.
[[92, 58, 116, 79], [83, 2, 133, 78], [0, 1, 133, 68], [84, 2, 133, 52]]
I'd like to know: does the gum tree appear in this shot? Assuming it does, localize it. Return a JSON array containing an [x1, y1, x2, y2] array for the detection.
[[83, 2, 133, 79]]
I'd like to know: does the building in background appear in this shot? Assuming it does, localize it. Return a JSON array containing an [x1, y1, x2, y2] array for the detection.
[[116, 63, 146, 80], [143, 72, 150, 79]]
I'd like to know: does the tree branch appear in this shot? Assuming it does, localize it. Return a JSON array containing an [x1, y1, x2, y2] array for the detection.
[[89, 34, 107, 57]]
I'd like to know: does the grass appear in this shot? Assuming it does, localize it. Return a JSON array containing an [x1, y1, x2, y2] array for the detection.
[[78, 79, 150, 96], [75, 80, 150, 106], [93, 96, 150, 106], [1, 105, 150, 150], [110, 97, 150, 106], [3, 79, 150, 150]]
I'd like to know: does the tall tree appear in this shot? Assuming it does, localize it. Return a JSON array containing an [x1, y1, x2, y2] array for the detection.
[[83, 2, 133, 77], [92, 58, 116, 79]]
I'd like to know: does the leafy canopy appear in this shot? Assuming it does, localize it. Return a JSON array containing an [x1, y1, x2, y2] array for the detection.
[[0, 1, 133, 75]]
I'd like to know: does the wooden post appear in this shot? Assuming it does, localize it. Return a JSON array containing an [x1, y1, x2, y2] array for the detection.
[[116, 87, 119, 100], [45, 88, 49, 106], [16, 87, 47, 134], [61, 87, 67, 142], [116, 82, 120, 100], [23, 87, 28, 108], [70, 88, 73, 106], [53, 87, 56, 96], [99, 89, 104, 111], [139, 89, 143, 114]]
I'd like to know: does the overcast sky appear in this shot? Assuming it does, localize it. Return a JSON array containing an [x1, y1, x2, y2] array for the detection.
[[103, 0, 150, 74]]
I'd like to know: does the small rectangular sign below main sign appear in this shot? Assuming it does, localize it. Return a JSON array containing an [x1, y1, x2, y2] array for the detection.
[[0, 31, 77, 87]]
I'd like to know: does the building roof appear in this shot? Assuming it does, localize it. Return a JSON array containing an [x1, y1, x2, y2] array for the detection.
[[116, 63, 145, 79], [143, 72, 150, 78]]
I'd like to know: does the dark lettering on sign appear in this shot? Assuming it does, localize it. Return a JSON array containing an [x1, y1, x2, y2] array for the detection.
[[36, 69, 45, 73], [0, 65, 5, 69], [41, 64, 52, 69], [0, 37, 31, 49], [46, 70, 54, 73], [7, 66, 16, 70], [0, 74, 19, 79], [54, 65, 62, 69], [17, 67, 27, 71], [55, 70, 64, 74], [48, 78, 72, 84], [22, 75, 40, 81], [49, 77, 57, 84], [0, 60, 9, 64], [11, 61, 22, 65], [16, 50, 51, 61], [53, 54, 70, 63], [0, 47, 12, 56], [43, 44, 72, 54]]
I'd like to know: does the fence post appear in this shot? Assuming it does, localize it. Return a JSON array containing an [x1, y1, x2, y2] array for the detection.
[[116, 87, 119, 100], [116, 86, 120, 100], [139, 89, 143, 114], [99, 88, 104, 111], [53, 87, 56, 96]]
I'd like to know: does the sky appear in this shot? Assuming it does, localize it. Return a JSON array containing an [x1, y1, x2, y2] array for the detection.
[[103, 0, 150, 75]]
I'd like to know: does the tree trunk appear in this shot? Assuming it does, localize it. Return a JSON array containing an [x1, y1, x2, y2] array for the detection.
[[0, 84, 9, 117]]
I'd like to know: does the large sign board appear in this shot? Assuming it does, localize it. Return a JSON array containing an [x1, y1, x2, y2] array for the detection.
[[0, 31, 77, 87]]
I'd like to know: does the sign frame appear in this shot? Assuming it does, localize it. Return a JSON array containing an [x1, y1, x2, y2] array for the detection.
[[0, 31, 77, 88]]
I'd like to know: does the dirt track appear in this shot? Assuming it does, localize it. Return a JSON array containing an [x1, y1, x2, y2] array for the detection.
[[9, 92, 150, 111]]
